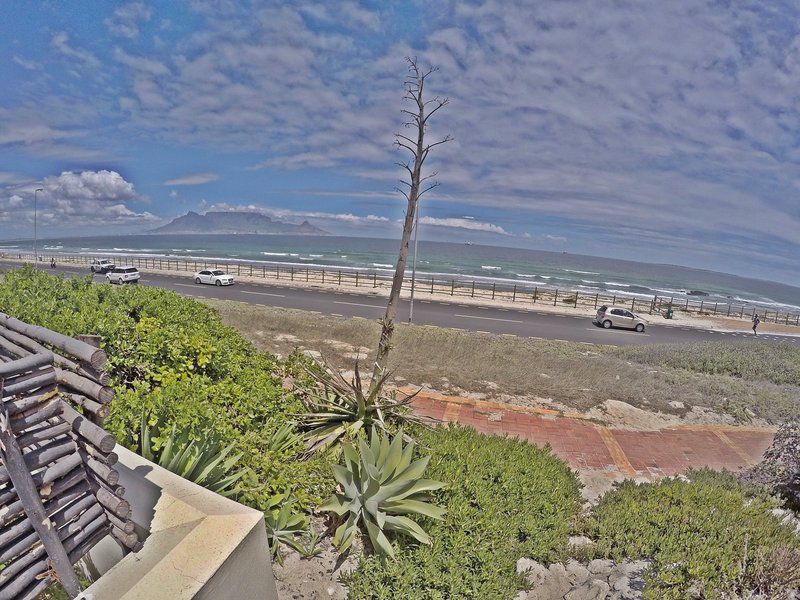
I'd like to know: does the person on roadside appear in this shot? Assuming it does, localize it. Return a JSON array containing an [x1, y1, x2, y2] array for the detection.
[[752, 313, 760, 335]]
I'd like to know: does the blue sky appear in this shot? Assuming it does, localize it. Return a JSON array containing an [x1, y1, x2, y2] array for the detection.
[[1, 1, 799, 285]]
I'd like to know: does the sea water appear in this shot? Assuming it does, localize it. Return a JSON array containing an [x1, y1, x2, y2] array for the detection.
[[7, 234, 800, 311]]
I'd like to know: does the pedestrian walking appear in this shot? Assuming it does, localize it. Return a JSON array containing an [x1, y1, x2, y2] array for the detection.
[[752, 313, 760, 335]]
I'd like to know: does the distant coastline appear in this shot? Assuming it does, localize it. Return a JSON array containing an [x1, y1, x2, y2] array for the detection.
[[6, 233, 799, 312]]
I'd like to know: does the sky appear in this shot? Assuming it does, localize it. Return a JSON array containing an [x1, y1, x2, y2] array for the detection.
[[1, 1, 799, 286]]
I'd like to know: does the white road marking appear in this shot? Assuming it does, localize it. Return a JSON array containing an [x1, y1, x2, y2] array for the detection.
[[239, 290, 287, 298], [454, 314, 524, 324], [584, 328, 650, 337], [333, 301, 383, 308]]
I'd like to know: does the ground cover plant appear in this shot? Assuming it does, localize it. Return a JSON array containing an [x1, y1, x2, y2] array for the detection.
[[614, 340, 800, 386], [0, 267, 330, 513], [343, 425, 582, 599], [585, 469, 800, 599], [208, 300, 800, 424]]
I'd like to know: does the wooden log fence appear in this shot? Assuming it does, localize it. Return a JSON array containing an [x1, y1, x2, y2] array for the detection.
[[8, 252, 800, 327], [0, 315, 139, 599]]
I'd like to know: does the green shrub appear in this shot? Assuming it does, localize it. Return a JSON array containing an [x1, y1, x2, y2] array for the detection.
[[343, 425, 582, 599], [0, 267, 330, 511], [585, 469, 800, 599]]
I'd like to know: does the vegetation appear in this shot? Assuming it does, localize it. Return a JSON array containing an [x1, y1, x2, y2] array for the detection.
[[0, 267, 330, 513], [209, 300, 800, 424], [137, 411, 247, 497], [320, 428, 445, 558], [344, 425, 582, 598], [585, 469, 800, 599], [263, 492, 307, 561], [741, 421, 800, 511], [614, 341, 800, 386], [297, 362, 424, 454]]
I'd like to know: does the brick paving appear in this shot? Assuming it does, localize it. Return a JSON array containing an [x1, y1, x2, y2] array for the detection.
[[404, 389, 774, 478]]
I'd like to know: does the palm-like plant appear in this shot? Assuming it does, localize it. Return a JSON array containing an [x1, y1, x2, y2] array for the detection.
[[138, 412, 247, 497], [319, 428, 445, 558], [296, 361, 426, 453]]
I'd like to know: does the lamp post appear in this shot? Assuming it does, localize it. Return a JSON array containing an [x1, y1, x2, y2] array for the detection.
[[408, 206, 421, 323], [34, 188, 43, 262]]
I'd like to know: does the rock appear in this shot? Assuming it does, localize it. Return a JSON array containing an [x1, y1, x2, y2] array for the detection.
[[568, 535, 595, 550], [517, 559, 571, 600], [668, 401, 684, 409], [565, 559, 591, 585], [302, 349, 322, 360], [488, 412, 503, 422], [588, 558, 615, 576], [565, 579, 610, 600]]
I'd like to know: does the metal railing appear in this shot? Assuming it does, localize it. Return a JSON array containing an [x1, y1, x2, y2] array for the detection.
[[11, 252, 800, 327]]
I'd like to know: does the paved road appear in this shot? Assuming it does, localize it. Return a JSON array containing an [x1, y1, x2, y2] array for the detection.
[[5, 262, 798, 347]]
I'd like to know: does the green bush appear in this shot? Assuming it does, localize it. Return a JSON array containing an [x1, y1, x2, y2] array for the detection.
[[615, 341, 800, 386], [585, 469, 800, 599], [343, 425, 582, 599], [0, 267, 330, 510]]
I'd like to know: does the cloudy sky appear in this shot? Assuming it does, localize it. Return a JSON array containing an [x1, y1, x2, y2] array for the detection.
[[1, 1, 799, 285]]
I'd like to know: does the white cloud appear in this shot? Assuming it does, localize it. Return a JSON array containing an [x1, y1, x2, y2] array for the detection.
[[170, 190, 178, 198], [0, 170, 157, 231], [50, 32, 100, 69], [105, 2, 152, 39], [164, 172, 218, 186], [418, 216, 508, 234], [12, 56, 40, 70]]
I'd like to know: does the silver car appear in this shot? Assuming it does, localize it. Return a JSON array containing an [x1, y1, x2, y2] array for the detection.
[[594, 305, 646, 332]]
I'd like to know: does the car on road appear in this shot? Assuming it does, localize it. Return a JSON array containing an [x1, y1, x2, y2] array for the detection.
[[106, 266, 141, 285], [593, 305, 647, 332], [90, 259, 115, 274], [194, 269, 234, 286]]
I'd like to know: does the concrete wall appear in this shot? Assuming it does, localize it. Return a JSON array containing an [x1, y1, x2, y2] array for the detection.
[[79, 446, 277, 600]]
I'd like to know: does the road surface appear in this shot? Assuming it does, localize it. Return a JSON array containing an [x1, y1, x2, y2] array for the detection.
[[4, 262, 797, 347]]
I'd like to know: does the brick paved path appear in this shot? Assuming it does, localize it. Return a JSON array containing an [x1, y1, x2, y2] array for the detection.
[[404, 389, 774, 478]]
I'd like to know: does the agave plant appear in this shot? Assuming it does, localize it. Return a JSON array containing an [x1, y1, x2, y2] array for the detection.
[[265, 422, 304, 455], [319, 428, 445, 558], [296, 361, 426, 453], [138, 412, 247, 497], [263, 493, 307, 562]]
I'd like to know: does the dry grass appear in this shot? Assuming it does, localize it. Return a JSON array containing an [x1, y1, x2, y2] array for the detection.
[[206, 300, 800, 424]]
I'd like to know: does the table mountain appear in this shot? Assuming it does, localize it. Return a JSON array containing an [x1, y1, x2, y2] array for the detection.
[[152, 211, 329, 235]]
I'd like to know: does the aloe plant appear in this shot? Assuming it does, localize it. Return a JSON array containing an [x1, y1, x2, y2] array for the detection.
[[297, 361, 426, 453], [138, 412, 247, 497], [264, 493, 307, 562], [320, 428, 445, 558]]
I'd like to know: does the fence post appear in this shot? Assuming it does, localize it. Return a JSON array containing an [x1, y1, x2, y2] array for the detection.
[[322, 270, 325, 284], [594, 294, 599, 309], [553, 289, 559, 306], [512, 285, 517, 302], [533, 287, 538, 303], [338, 270, 342, 285], [451, 280, 454, 296], [276, 266, 280, 279], [355, 272, 359, 287], [291, 266, 294, 281], [612, 294, 616, 305], [713, 302, 717, 314], [307, 268, 310, 282], [727, 304, 731, 317], [430, 277, 434, 294], [491, 283, 496, 300], [471, 281, 475, 298]]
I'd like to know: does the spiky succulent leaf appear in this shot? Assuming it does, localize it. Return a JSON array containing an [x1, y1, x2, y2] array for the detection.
[[320, 428, 445, 558]]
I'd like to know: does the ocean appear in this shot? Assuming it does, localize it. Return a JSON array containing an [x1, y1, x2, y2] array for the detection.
[[3, 234, 799, 311]]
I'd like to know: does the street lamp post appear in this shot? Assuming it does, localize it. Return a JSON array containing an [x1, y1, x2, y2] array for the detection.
[[34, 188, 43, 262], [408, 206, 421, 323]]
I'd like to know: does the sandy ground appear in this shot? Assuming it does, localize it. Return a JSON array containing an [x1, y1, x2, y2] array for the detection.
[[15, 256, 798, 336]]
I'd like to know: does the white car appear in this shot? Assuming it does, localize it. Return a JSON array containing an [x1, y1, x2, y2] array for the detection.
[[90, 259, 115, 274], [194, 269, 234, 286], [106, 266, 141, 284]]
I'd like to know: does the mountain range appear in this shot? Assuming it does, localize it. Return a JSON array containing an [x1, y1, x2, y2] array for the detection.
[[151, 211, 329, 235]]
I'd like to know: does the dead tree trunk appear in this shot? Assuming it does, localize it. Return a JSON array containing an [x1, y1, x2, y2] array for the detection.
[[370, 58, 451, 394]]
